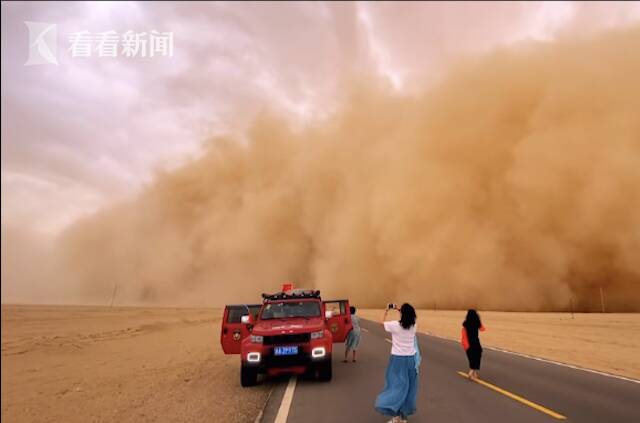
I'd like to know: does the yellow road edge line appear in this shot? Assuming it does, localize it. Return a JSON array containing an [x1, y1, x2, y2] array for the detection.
[[456, 371, 567, 420]]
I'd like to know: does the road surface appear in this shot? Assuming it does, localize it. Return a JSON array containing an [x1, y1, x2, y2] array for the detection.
[[259, 318, 640, 422]]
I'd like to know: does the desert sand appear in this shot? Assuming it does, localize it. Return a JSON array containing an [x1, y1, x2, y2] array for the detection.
[[3, 306, 638, 423], [360, 309, 640, 379], [1, 305, 269, 423]]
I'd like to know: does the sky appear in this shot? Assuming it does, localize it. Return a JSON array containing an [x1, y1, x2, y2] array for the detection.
[[2, 1, 640, 237]]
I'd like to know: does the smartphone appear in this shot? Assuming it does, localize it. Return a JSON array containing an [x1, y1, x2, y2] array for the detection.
[[387, 303, 397, 310]]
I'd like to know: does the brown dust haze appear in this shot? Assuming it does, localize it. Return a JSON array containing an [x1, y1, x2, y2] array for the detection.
[[59, 26, 640, 311]]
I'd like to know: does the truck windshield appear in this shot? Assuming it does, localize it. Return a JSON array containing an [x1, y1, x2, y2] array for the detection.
[[261, 301, 321, 320]]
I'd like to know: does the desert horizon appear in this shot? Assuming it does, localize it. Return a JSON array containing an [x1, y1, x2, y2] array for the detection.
[[2, 301, 638, 313]]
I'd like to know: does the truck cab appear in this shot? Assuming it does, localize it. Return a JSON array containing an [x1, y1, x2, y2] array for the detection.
[[220, 288, 352, 387]]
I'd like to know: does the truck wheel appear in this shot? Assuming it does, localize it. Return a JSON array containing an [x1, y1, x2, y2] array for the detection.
[[241, 365, 258, 387], [317, 361, 332, 382]]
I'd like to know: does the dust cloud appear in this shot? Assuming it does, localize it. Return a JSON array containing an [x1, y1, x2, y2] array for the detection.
[[58, 26, 640, 311]]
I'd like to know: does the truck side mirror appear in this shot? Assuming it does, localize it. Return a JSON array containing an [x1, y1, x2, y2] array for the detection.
[[325, 310, 333, 319], [241, 314, 254, 324]]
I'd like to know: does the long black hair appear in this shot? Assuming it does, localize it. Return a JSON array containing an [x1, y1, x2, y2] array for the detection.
[[463, 309, 482, 329], [399, 303, 416, 329]]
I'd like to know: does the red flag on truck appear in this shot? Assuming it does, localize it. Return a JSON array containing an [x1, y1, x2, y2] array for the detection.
[[282, 282, 294, 292]]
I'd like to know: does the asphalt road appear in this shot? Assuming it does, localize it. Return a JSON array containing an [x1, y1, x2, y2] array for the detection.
[[260, 318, 640, 422]]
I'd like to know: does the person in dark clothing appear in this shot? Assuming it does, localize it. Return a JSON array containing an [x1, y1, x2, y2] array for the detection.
[[461, 309, 485, 380]]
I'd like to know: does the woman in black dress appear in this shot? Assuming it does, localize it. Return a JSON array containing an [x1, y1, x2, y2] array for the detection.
[[461, 309, 485, 380]]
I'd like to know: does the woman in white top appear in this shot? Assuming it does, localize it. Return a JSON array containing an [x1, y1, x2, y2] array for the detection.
[[374, 303, 421, 423]]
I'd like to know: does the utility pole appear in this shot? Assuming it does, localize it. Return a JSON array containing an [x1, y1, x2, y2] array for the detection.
[[599, 286, 606, 313], [570, 297, 574, 319], [110, 283, 118, 308]]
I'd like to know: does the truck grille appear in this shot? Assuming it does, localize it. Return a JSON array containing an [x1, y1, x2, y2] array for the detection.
[[263, 333, 310, 345], [264, 350, 309, 368]]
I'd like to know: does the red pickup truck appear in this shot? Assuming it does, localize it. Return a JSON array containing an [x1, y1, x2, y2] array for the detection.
[[220, 288, 353, 386]]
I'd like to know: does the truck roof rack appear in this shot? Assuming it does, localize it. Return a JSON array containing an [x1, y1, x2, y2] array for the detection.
[[261, 289, 321, 301]]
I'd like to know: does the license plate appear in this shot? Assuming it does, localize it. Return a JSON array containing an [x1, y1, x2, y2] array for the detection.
[[274, 346, 298, 356]]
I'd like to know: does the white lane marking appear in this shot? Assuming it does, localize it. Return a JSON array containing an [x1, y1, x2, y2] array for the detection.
[[417, 330, 640, 385], [361, 328, 370, 333], [274, 376, 297, 423], [486, 346, 640, 384], [360, 320, 640, 384]]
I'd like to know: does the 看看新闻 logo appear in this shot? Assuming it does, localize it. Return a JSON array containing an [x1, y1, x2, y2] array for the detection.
[[24, 21, 58, 66]]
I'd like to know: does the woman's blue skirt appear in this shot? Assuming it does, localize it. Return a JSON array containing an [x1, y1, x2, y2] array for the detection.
[[375, 354, 418, 417]]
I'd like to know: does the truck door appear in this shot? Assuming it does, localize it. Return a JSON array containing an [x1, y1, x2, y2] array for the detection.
[[220, 304, 261, 354], [323, 300, 353, 343]]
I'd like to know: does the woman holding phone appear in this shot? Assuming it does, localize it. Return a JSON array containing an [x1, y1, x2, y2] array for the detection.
[[375, 303, 421, 423]]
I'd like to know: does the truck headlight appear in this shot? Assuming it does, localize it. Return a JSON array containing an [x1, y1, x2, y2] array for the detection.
[[250, 335, 263, 344], [311, 347, 326, 358], [247, 352, 261, 362], [310, 330, 324, 340]]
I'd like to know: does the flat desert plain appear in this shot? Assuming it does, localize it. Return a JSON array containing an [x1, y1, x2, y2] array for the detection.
[[3, 306, 639, 423], [360, 309, 640, 379], [1, 305, 269, 423]]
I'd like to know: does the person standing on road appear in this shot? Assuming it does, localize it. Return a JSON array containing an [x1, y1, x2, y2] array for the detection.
[[344, 306, 361, 362], [375, 303, 421, 423], [461, 309, 485, 380]]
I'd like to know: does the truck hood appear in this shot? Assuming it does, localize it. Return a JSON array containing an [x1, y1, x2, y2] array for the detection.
[[252, 317, 325, 335]]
